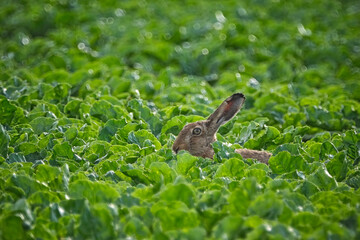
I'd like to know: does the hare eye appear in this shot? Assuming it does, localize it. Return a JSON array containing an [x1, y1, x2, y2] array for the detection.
[[192, 127, 202, 135]]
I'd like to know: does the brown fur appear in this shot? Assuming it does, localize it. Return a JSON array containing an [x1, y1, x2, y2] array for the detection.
[[172, 93, 272, 164]]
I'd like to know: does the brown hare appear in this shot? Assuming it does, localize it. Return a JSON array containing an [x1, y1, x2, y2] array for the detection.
[[172, 93, 272, 164]]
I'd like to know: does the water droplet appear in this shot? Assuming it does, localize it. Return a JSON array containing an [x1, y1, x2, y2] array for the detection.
[[174, 46, 182, 53], [106, 17, 114, 24], [91, 51, 99, 57], [21, 37, 30, 45], [219, 34, 226, 41], [179, 26, 187, 35], [237, 8, 247, 17], [77, 42, 85, 50], [215, 11, 226, 23], [134, 63, 143, 69], [264, 224, 272, 232], [144, 31, 153, 39], [115, 8, 126, 17], [238, 65, 245, 72], [193, 23, 201, 30], [182, 42, 191, 49], [248, 34, 257, 42], [201, 48, 209, 55], [213, 22, 223, 30], [131, 71, 140, 80], [44, 4, 53, 12], [248, 78, 260, 89], [297, 24, 312, 36], [206, 33, 213, 40]]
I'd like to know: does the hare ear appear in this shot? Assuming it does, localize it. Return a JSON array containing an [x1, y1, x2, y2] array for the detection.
[[206, 93, 245, 130]]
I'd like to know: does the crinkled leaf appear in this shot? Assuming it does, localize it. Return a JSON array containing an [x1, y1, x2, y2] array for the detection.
[[29, 117, 58, 135], [269, 151, 306, 174], [128, 129, 161, 150], [128, 99, 162, 136], [214, 158, 246, 178]]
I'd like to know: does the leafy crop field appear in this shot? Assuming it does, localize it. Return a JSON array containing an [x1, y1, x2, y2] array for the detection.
[[1, 0, 360, 239]]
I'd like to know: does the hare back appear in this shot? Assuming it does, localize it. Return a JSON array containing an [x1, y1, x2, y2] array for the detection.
[[235, 149, 271, 164]]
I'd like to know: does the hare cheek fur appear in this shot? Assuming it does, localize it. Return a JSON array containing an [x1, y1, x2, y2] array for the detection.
[[172, 93, 272, 164], [172, 121, 215, 159]]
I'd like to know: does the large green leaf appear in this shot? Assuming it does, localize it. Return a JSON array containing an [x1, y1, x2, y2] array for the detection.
[[159, 183, 196, 208], [68, 179, 120, 203], [269, 151, 307, 174], [29, 117, 58, 135]]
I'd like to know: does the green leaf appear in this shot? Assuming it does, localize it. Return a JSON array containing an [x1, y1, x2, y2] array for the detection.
[[159, 183, 196, 208], [149, 162, 176, 184], [161, 115, 204, 135], [16, 142, 38, 155], [64, 99, 82, 118], [7, 153, 26, 163], [291, 212, 322, 232], [167, 227, 207, 240], [90, 100, 129, 122], [295, 180, 321, 198], [212, 216, 245, 240], [77, 203, 117, 239], [320, 141, 338, 160], [245, 168, 269, 184], [99, 118, 127, 142], [307, 166, 338, 191], [326, 151, 348, 181], [151, 201, 199, 230], [43, 83, 71, 103], [68, 179, 120, 203], [345, 170, 360, 189], [236, 121, 263, 146], [244, 125, 280, 149], [273, 143, 301, 156], [248, 191, 284, 220], [0, 96, 18, 125], [120, 165, 152, 185], [176, 152, 198, 175], [83, 141, 111, 163], [64, 126, 78, 142], [10, 174, 48, 196], [228, 178, 262, 215], [128, 99, 162, 136], [29, 117, 58, 135], [128, 129, 161, 150], [0, 124, 10, 157], [213, 141, 242, 161], [269, 151, 306, 174], [214, 158, 246, 178], [53, 141, 74, 159], [28, 191, 61, 206], [124, 217, 151, 239], [0, 215, 27, 240], [35, 164, 61, 182]]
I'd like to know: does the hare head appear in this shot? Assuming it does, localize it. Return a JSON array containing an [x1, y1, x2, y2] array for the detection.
[[172, 93, 245, 158]]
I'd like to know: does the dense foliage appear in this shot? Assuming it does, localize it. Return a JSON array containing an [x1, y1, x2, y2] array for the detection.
[[1, 0, 360, 239]]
